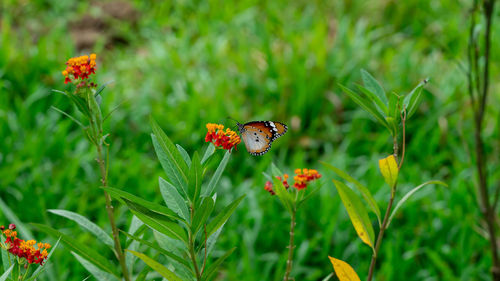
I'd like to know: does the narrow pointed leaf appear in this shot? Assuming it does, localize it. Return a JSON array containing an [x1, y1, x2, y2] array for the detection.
[[403, 79, 428, 118], [329, 256, 361, 281], [272, 176, 294, 214], [388, 180, 447, 227], [120, 230, 192, 271], [176, 144, 191, 167], [202, 247, 236, 281], [201, 143, 216, 165], [151, 117, 188, 192], [192, 197, 214, 235], [102, 186, 182, 221], [356, 84, 387, 115], [206, 195, 245, 237], [339, 84, 390, 130], [0, 197, 34, 239], [72, 252, 120, 281], [31, 223, 120, 277], [123, 199, 188, 244], [321, 162, 381, 226], [48, 209, 114, 248], [127, 250, 183, 281], [0, 265, 14, 281], [333, 180, 375, 248], [204, 150, 230, 196], [361, 69, 387, 105], [188, 152, 202, 201], [378, 155, 399, 190], [159, 177, 190, 221]]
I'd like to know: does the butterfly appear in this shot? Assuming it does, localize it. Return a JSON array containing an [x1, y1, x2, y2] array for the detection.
[[236, 121, 288, 155]]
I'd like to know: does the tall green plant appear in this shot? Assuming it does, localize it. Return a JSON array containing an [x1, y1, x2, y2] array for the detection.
[[106, 119, 244, 280], [326, 70, 447, 281]]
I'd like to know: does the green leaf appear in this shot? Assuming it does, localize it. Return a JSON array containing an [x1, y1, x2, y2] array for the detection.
[[102, 186, 182, 221], [297, 182, 322, 208], [176, 144, 192, 167], [159, 177, 190, 222], [188, 152, 202, 202], [361, 69, 388, 105], [201, 143, 216, 165], [202, 247, 236, 281], [120, 230, 192, 272], [51, 106, 85, 128], [72, 252, 120, 281], [339, 84, 390, 131], [125, 216, 143, 272], [0, 265, 13, 281], [388, 180, 447, 227], [48, 209, 114, 248], [95, 81, 113, 97], [31, 223, 120, 277], [127, 250, 184, 281], [1, 236, 9, 273], [88, 91, 103, 136], [333, 180, 375, 249], [378, 155, 399, 191], [272, 176, 294, 214], [204, 150, 230, 196], [206, 195, 245, 237], [151, 117, 189, 193], [403, 79, 428, 118], [387, 92, 400, 119], [356, 84, 387, 115], [321, 162, 381, 226], [192, 197, 215, 235], [123, 199, 188, 244]]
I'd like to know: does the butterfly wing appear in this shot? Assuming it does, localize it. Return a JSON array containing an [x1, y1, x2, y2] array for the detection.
[[238, 121, 288, 155], [243, 121, 288, 140], [240, 127, 272, 155]]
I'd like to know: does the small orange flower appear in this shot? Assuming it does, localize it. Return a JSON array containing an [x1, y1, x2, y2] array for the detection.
[[205, 123, 241, 151], [62, 54, 98, 87], [293, 168, 322, 190], [1, 223, 51, 265]]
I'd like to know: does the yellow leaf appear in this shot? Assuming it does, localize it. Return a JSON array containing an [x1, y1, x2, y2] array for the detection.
[[333, 180, 375, 248], [378, 155, 398, 189], [329, 256, 361, 281]]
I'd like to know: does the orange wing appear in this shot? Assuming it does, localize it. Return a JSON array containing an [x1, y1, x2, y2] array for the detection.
[[244, 121, 288, 140]]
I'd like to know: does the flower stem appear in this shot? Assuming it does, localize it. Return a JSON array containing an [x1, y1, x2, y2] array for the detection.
[[188, 206, 202, 281], [366, 191, 396, 281], [97, 144, 130, 281], [283, 208, 296, 281]]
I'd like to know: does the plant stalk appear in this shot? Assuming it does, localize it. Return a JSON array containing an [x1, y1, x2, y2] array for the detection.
[[284, 208, 297, 281], [467, 0, 500, 279], [97, 144, 130, 281], [366, 191, 396, 281], [188, 231, 202, 280]]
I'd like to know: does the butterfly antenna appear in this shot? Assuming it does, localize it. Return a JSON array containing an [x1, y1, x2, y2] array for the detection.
[[226, 116, 242, 132]]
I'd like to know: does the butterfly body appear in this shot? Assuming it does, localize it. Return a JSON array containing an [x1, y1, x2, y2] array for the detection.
[[236, 121, 288, 155]]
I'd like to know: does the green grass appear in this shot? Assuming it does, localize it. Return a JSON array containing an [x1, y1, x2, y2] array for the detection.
[[0, 0, 499, 280]]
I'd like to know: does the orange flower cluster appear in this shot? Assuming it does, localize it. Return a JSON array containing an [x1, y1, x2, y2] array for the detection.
[[62, 54, 97, 86], [1, 224, 51, 265], [265, 169, 321, 195], [205, 123, 241, 151], [293, 168, 322, 190]]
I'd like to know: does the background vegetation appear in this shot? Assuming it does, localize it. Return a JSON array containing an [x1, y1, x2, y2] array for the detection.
[[1, 0, 499, 280]]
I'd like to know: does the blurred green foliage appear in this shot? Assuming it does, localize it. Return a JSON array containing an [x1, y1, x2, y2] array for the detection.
[[0, 0, 499, 280]]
